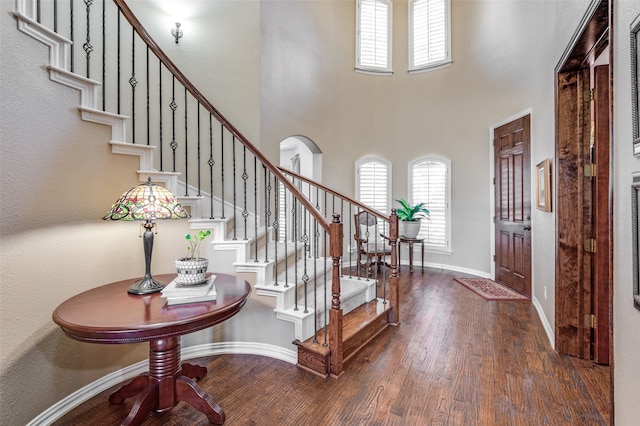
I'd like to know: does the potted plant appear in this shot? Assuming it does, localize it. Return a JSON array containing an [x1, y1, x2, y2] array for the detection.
[[175, 229, 211, 285], [395, 198, 430, 239]]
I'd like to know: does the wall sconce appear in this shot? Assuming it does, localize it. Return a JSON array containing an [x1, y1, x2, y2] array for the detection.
[[171, 22, 183, 44]]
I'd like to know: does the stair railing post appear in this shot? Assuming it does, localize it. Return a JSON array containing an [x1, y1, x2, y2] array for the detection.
[[388, 209, 400, 325], [328, 213, 344, 379]]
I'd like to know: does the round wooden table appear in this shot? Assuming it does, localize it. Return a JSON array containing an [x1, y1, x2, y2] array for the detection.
[[53, 273, 251, 425]]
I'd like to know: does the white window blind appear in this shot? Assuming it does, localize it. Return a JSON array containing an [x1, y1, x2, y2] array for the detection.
[[278, 181, 287, 241], [357, 0, 392, 72], [277, 179, 305, 242], [358, 159, 390, 214], [411, 158, 449, 248], [410, 0, 449, 70]]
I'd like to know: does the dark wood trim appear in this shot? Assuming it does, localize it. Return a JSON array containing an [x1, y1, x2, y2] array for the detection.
[[388, 213, 400, 324], [554, 2, 614, 422], [555, 69, 588, 358], [554, 0, 607, 359], [593, 64, 611, 364], [329, 217, 344, 379], [295, 298, 392, 378], [554, 0, 613, 372], [556, 0, 609, 73]]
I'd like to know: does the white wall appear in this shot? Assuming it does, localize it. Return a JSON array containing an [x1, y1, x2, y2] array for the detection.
[[4, 0, 640, 423], [126, 0, 261, 145], [613, 1, 640, 423], [0, 4, 163, 421], [260, 0, 592, 328], [0, 1, 260, 424]]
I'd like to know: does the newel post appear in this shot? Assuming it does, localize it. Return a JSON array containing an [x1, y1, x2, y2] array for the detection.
[[388, 209, 400, 325], [328, 213, 344, 379]]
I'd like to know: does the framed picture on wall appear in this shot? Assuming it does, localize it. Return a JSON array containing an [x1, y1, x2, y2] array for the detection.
[[633, 175, 640, 310], [632, 13, 640, 156], [536, 158, 552, 212]]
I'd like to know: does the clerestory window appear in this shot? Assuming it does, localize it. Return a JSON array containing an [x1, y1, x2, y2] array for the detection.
[[409, 0, 451, 72], [356, 0, 393, 74]]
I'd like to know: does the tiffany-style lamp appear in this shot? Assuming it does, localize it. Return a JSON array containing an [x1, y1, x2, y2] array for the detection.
[[103, 178, 190, 294]]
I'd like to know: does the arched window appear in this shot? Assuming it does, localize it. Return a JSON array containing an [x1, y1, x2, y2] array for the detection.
[[409, 0, 451, 72], [356, 0, 393, 74], [356, 157, 392, 214], [409, 156, 451, 252]]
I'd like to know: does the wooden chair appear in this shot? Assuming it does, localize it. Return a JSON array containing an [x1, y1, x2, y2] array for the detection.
[[354, 211, 392, 276]]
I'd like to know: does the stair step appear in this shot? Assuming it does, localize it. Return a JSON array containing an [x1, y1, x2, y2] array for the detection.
[[13, 0, 392, 382], [260, 258, 375, 342], [273, 255, 331, 285], [296, 277, 371, 322], [293, 298, 392, 377], [296, 298, 391, 350]]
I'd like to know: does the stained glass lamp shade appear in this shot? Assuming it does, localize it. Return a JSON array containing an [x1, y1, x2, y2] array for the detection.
[[104, 178, 190, 294]]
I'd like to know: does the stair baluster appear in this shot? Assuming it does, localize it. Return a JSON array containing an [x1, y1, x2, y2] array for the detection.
[[13, 0, 401, 379]]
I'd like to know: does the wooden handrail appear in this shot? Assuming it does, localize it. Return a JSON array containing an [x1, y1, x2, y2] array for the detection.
[[12, 0, 399, 381], [113, 0, 331, 232], [276, 167, 393, 223]]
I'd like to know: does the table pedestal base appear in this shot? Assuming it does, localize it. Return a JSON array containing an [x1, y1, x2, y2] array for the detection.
[[109, 337, 225, 425]]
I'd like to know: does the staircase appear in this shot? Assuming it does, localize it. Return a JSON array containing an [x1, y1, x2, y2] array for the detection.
[[12, 0, 400, 378]]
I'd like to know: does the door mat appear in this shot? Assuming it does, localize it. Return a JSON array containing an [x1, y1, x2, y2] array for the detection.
[[453, 278, 530, 301]]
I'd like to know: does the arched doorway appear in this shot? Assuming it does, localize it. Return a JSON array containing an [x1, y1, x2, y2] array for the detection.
[[278, 136, 323, 242], [279, 135, 322, 181]]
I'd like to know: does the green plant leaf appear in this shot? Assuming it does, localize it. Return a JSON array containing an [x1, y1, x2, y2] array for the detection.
[[183, 230, 211, 259], [395, 198, 430, 221]]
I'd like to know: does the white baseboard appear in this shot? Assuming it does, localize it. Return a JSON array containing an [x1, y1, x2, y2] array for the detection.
[[423, 261, 491, 279], [182, 341, 297, 364], [27, 342, 297, 426], [343, 259, 491, 280], [532, 296, 555, 349]]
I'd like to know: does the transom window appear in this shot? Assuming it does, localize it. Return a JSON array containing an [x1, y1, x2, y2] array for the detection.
[[409, 0, 451, 72], [356, 0, 393, 74], [409, 156, 451, 252]]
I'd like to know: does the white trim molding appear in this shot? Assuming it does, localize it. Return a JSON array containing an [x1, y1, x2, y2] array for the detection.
[[27, 342, 297, 426]]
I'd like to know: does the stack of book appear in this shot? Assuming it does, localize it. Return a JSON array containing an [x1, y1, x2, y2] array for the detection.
[[161, 275, 217, 306]]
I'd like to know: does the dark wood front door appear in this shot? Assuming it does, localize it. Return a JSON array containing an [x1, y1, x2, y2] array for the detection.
[[494, 115, 532, 296]]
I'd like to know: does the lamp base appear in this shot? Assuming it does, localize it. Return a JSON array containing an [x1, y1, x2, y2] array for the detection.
[[128, 274, 166, 295]]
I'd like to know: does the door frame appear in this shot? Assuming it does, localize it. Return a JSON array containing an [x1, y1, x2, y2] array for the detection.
[[492, 114, 533, 296], [554, 0, 612, 363]]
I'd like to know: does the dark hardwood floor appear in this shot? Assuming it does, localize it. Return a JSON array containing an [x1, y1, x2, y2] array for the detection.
[[53, 268, 610, 425]]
